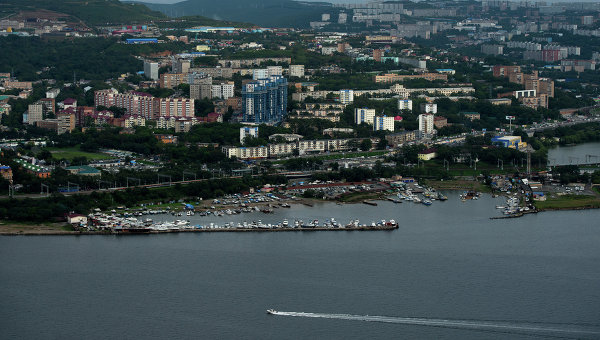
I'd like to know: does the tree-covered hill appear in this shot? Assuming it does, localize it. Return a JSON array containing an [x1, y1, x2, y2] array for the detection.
[[140, 0, 331, 27], [2, 0, 166, 25]]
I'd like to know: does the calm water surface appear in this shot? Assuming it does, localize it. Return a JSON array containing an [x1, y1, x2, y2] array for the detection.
[[548, 142, 600, 166], [2, 194, 600, 339]]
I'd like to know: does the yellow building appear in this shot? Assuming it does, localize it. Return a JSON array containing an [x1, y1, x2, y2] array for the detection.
[[196, 45, 210, 52], [418, 148, 437, 161]]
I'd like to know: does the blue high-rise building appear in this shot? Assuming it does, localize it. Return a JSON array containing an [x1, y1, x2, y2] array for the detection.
[[242, 76, 287, 124]]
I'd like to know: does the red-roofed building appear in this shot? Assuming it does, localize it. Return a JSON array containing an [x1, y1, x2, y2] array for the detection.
[[63, 98, 77, 110]]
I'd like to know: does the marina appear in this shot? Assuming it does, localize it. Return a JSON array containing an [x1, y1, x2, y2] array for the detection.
[[66, 183, 539, 234], [86, 212, 399, 233]]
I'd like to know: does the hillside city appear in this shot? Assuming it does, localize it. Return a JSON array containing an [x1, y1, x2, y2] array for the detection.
[[0, 0, 599, 222]]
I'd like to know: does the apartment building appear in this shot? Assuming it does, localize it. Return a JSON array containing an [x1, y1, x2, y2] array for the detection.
[[240, 126, 259, 144], [222, 146, 269, 159], [398, 99, 413, 111], [418, 113, 435, 135], [242, 76, 288, 124], [374, 73, 448, 83], [289, 65, 305, 78], [95, 89, 193, 120], [268, 143, 297, 158], [211, 82, 235, 99], [26, 102, 45, 124], [354, 108, 376, 125], [153, 97, 195, 119], [492, 65, 521, 77], [339, 89, 354, 104], [373, 115, 395, 132], [520, 94, 549, 109], [298, 140, 327, 154], [385, 130, 418, 147], [421, 103, 438, 114], [143, 61, 159, 80], [57, 110, 76, 134], [172, 59, 191, 74], [160, 73, 186, 89], [190, 83, 213, 100]]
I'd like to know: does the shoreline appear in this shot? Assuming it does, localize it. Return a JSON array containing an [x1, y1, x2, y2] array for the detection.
[[3, 186, 599, 235], [0, 225, 399, 236]]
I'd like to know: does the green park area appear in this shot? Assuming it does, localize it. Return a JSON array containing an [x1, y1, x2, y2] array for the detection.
[[534, 194, 600, 211], [46, 146, 113, 161]]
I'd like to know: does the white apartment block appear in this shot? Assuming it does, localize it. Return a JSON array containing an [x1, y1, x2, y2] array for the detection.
[[373, 115, 395, 132], [222, 146, 268, 159], [252, 69, 269, 80], [122, 115, 146, 128], [339, 89, 354, 104], [326, 139, 352, 152], [267, 66, 283, 77], [240, 126, 259, 144], [514, 89, 536, 98], [156, 116, 177, 129], [212, 83, 235, 99], [298, 140, 327, 154], [46, 88, 60, 99], [143, 61, 159, 80], [354, 108, 376, 125], [268, 143, 297, 157], [421, 103, 438, 114], [289, 65, 305, 78], [418, 113, 435, 135], [398, 99, 413, 111]]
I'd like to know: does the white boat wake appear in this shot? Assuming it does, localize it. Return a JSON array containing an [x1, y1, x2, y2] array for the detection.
[[269, 311, 600, 338]]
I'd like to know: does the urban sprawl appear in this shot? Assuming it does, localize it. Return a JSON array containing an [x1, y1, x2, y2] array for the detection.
[[1, 0, 600, 227]]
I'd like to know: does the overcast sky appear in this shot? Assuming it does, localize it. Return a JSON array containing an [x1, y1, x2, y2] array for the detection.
[[126, 0, 600, 4]]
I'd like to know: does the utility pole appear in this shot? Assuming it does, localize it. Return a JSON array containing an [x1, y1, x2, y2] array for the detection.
[[527, 148, 532, 177]]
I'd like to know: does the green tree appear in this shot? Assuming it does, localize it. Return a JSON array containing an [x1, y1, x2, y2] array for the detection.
[[360, 139, 372, 151]]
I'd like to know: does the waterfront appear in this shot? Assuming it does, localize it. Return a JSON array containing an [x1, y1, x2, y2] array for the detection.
[[2, 195, 600, 339], [548, 141, 600, 166]]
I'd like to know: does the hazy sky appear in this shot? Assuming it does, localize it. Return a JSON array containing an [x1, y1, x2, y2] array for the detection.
[[129, 0, 600, 3]]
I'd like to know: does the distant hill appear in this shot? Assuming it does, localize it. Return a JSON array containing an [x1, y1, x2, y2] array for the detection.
[[2, 0, 166, 25], [140, 0, 332, 27]]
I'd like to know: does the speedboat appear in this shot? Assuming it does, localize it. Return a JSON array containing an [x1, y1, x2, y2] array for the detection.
[[267, 309, 276, 314]]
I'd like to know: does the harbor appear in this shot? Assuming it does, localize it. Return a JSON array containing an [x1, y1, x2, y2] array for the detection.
[[85, 213, 399, 233], [5, 180, 543, 235]]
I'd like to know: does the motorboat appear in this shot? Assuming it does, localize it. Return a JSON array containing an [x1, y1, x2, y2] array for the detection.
[[267, 309, 276, 314]]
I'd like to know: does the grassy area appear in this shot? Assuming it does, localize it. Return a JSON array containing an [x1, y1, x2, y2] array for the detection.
[[425, 179, 491, 193], [0, 221, 74, 234], [534, 194, 600, 211], [46, 146, 112, 161], [337, 191, 382, 203]]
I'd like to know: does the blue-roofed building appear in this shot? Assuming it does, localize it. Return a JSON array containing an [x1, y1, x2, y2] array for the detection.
[[126, 38, 157, 44], [492, 136, 527, 150], [435, 69, 456, 74]]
